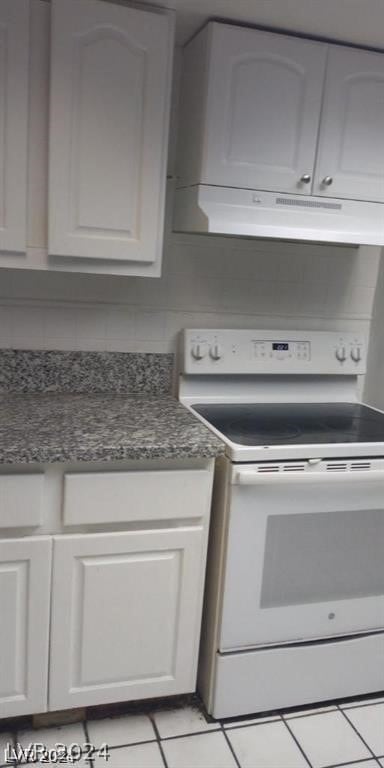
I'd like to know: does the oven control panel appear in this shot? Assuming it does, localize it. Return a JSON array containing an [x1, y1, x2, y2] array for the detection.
[[182, 330, 366, 375], [254, 340, 311, 361]]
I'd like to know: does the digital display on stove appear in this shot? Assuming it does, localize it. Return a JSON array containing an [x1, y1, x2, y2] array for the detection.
[[272, 343, 289, 351]]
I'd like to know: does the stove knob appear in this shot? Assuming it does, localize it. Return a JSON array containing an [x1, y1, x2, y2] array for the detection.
[[191, 343, 206, 360], [210, 343, 223, 361], [351, 347, 361, 363], [335, 346, 346, 362]]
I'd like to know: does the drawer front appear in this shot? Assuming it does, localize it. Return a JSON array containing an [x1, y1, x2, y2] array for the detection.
[[63, 469, 212, 525], [0, 474, 44, 529], [213, 633, 384, 718]]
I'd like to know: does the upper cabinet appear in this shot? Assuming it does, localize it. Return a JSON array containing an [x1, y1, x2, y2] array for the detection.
[[1, 7, 384, 264], [0, 0, 29, 253], [0, 0, 173, 276], [314, 47, 384, 202], [177, 22, 384, 207], [187, 24, 327, 195], [49, 0, 173, 270]]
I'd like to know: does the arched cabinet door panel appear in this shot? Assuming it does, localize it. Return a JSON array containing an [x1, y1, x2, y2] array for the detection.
[[49, 528, 205, 709], [314, 46, 384, 202], [201, 24, 327, 194], [49, 0, 173, 266], [0, 537, 51, 718], [0, 0, 29, 253]]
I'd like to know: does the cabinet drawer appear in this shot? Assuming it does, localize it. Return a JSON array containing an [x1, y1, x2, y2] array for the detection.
[[63, 469, 212, 525], [0, 474, 44, 528]]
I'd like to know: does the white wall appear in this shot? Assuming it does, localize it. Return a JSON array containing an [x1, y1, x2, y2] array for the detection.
[[0, 236, 380, 354], [363, 248, 384, 407]]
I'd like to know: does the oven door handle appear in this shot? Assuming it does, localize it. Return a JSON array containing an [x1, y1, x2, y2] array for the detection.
[[233, 469, 384, 485]]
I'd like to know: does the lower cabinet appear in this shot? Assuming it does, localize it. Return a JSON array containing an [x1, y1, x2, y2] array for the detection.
[[0, 461, 214, 718], [0, 537, 51, 717], [49, 528, 205, 709]]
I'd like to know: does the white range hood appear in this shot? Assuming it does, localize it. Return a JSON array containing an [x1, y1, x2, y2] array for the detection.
[[173, 185, 384, 246]]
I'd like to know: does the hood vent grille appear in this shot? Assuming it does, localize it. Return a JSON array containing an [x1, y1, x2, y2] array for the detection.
[[275, 197, 342, 210]]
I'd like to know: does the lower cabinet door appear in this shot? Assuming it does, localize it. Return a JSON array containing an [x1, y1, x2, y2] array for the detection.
[[0, 537, 52, 717], [49, 528, 205, 709]]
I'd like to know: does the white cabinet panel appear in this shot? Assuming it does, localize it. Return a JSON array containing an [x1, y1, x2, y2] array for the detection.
[[50, 528, 205, 709], [314, 46, 384, 202], [49, 0, 173, 264], [0, 537, 51, 717], [0, 473, 44, 529], [200, 24, 327, 194], [0, 0, 29, 252], [63, 468, 212, 526]]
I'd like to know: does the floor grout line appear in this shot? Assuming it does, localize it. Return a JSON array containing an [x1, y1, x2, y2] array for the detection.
[[148, 713, 169, 768], [221, 716, 283, 730], [82, 721, 94, 768], [221, 724, 242, 768], [341, 700, 384, 712], [283, 709, 338, 721], [90, 737, 158, 750], [282, 715, 314, 768], [324, 759, 380, 768], [160, 726, 223, 742], [337, 705, 381, 764]]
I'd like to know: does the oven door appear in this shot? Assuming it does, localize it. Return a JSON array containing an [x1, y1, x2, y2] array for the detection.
[[219, 461, 384, 650]]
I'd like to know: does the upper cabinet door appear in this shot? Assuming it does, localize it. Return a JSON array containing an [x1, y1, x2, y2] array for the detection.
[[314, 47, 384, 202], [202, 25, 327, 194], [0, 0, 29, 253], [49, 0, 173, 263]]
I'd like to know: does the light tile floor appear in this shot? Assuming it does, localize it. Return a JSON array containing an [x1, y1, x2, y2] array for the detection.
[[0, 695, 383, 768]]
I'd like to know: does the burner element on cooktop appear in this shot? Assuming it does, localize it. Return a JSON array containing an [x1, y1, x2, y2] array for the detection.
[[227, 418, 302, 444], [192, 402, 384, 447]]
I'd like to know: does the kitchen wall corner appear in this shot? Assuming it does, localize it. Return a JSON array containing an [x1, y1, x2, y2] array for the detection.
[[363, 246, 384, 407]]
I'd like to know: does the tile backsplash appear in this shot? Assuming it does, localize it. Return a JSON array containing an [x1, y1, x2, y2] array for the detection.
[[0, 235, 380, 354]]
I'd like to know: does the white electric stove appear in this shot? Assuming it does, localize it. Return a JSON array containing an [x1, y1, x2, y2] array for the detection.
[[179, 329, 384, 719]]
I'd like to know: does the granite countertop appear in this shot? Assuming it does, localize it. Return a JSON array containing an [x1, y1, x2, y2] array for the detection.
[[0, 393, 225, 464]]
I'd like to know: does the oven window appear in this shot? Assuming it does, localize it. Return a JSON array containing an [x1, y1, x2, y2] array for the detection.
[[260, 509, 384, 608]]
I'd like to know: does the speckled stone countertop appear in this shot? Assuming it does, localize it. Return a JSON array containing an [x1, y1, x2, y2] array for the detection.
[[0, 394, 224, 464], [0, 350, 174, 395], [0, 348, 225, 463]]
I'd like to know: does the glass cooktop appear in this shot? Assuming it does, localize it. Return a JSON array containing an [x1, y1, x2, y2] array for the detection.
[[192, 402, 384, 446]]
